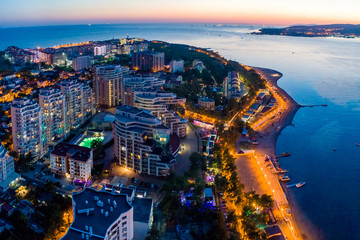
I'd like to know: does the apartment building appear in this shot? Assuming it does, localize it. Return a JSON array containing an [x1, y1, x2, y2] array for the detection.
[[133, 89, 187, 137], [61, 188, 134, 240], [132, 51, 165, 72], [50, 143, 93, 182], [0, 143, 20, 192], [93, 65, 125, 108], [39, 88, 68, 145], [113, 105, 176, 176], [121, 74, 165, 105], [73, 55, 92, 71], [11, 98, 44, 160], [169, 59, 184, 73], [60, 79, 93, 129]]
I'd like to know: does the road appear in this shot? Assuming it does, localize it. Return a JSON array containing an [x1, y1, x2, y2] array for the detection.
[[174, 124, 200, 175]]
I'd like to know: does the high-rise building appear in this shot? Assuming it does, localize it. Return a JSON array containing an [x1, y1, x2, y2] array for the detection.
[[50, 143, 93, 182], [61, 188, 134, 240], [94, 45, 108, 56], [0, 143, 20, 192], [72, 55, 92, 71], [60, 79, 93, 129], [133, 89, 187, 137], [121, 74, 165, 105], [132, 51, 165, 72], [113, 105, 176, 176], [11, 98, 44, 160], [39, 88, 68, 145], [169, 59, 184, 73], [93, 65, 124, 108]]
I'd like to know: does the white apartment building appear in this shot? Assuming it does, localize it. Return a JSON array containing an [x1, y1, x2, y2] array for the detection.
[[11, 98, 44, 160], [73, 55, 92, 71], [39, 88, 68, 145], [113, 105, 176, 176], [60, 79, 93, 129], [93, 65, 125, 108], [121, 74, 165, 105], [50, 143, 93, 182], [0, 143, 20, 192], [94, 45, 108, 56], [61, 188, 134, 240], [198, 97, 215, 110], [133, 89, 187, 137], [225, 71, 248, 99], [169, 59, 184, 73]]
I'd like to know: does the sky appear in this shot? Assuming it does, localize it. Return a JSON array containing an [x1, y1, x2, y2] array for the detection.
[[0, 0, 359, 28]]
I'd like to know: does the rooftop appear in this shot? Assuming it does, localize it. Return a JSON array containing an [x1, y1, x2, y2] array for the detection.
[[62, 188, 132, 240], [51, 143, 92, 162], [132, 197, 153, 223]]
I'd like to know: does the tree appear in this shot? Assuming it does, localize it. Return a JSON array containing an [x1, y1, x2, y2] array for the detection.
[[146, 226, 162, 240], [91, 139, 104, 160]]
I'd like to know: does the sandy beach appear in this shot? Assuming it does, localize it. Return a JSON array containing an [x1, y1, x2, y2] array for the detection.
[[236, 67, 317, 240]]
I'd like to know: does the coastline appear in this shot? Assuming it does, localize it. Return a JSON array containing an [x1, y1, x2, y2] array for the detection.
[[241, 67, 314, 240], [255, 68, 325, 240]]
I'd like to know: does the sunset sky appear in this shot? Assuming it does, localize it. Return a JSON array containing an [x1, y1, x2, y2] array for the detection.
[[0, 0, 359, 27]]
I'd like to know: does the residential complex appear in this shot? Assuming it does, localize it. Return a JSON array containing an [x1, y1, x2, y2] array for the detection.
[[113, 105, 176, 176], [11, 98, 44, 160], [61, 188, 134, 240], [169, 59, 184, 73], [60, 79, 93, 129], [133, 89, 187, 137], [0, 143, 20, 192], [39, 88, 68, 145], [93, 65, 124, 108], [121, 74, 165, 105], [50, 143, 93, 182], [94, 45, 108, 56], [132, 51, 165, 72], [72, 55, 92, 71]]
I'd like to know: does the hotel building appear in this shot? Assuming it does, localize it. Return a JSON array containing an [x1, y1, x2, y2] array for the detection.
[[60, 79, 93, 129], [50, 143, 93, 182], [93, 65, 124, 108], [224, 71, 248, 99], [61, 188, 134, 240], [0, 143, 20, 192], [113, 105, 176, 176], [11, 98, 44, 160], [39, 88, 68, 145], [121, 74, 165, 105], [132, 51, 165, 72], [133, 89, 187, 137]]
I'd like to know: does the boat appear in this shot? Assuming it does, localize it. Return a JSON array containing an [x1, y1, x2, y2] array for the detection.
[[282, 152, 291, 157], [296, 182, 306, 188], [278, 169, 289, 173], [322, 104, 328, 106], [280, 176, 291, 182]]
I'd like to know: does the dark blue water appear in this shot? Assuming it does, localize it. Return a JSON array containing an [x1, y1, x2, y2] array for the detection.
[[1, 24, 360, 239]]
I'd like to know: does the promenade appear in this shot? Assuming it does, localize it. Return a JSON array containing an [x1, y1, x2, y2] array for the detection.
[[236, 67, 303, 240]]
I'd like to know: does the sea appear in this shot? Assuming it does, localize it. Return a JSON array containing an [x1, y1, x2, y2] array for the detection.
[[1, 23, 360, 240]]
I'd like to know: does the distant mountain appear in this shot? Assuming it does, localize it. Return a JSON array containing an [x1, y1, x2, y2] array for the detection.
[[253, 24, 360, 38]]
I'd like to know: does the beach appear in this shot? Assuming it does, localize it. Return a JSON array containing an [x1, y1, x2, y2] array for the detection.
[[236, 67, 312, 240]]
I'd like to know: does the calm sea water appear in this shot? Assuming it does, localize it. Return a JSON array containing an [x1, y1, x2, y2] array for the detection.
[[1, 24, 360, 239]]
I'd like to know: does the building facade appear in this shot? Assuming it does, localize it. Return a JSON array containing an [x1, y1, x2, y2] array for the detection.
[[39, 88, 68, 145], [133, 89, 187, 137], [93, 65, 124, 108], [60, 79, 93, 129], [11, 98, 44, 160], [61, 188, 134, 240], [132, 52, 165, 72], [73, 55, 92, 71], [50, 143, 93, 181], [169, 59, 184, 73], [0, 143, 20, 192], [113, 105, 176, 176], [121, 74, 165, 105], [94, 45, 108, 56], [198, 97, 215, 110]]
